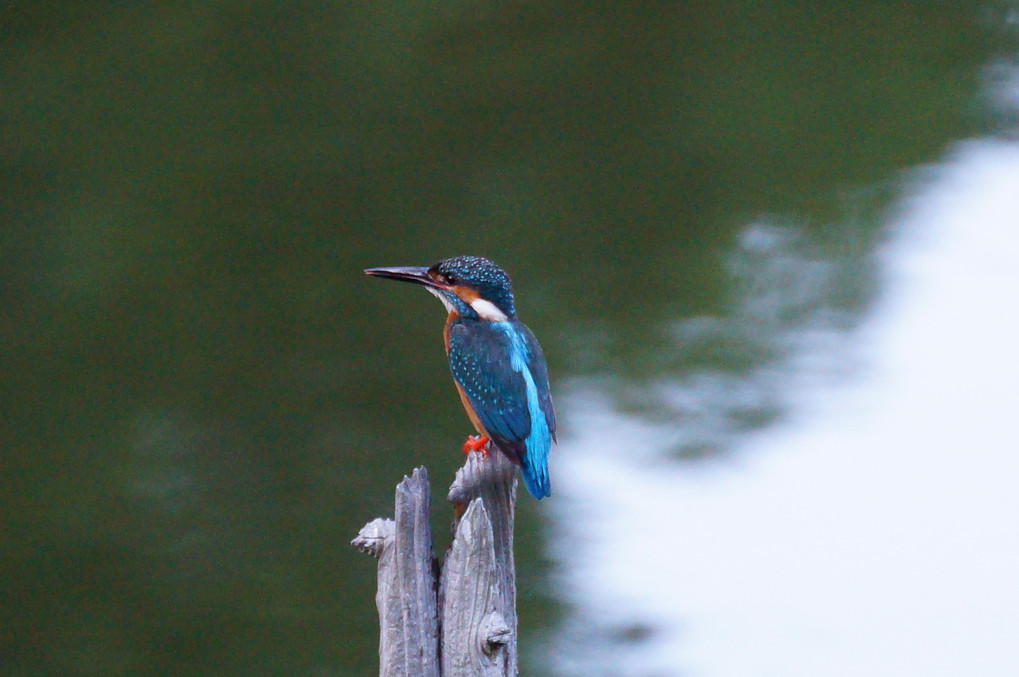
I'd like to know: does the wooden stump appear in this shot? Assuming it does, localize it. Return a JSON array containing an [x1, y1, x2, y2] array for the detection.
[[352, 449, 519, 676], [351, 467, 440, 677]]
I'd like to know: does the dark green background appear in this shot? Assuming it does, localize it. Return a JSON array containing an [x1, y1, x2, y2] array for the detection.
[[2, 2, 1011, 674]]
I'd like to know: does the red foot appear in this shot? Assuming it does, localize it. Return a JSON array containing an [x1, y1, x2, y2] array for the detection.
[[462, 435, 490, 456]]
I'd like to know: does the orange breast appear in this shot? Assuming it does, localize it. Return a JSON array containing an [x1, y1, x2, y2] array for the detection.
[[443, 309, 487, 437], [454, 379, 487, 436], [443, 309, 457, 352]]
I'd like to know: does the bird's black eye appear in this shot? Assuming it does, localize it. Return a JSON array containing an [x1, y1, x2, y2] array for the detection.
[[444, 273, 457, 284]]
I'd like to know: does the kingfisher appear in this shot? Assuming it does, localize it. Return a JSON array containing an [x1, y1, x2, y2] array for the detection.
[[364, 255, 556, 499]]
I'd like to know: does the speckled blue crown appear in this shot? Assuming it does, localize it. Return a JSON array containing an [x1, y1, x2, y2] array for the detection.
[[430, 255, 516, 318]]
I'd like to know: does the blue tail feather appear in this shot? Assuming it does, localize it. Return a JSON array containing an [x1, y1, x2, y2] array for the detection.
[[519, 454, 550, 499]]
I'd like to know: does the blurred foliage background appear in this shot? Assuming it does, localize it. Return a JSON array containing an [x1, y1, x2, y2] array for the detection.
[[1, 1, 1011, 674]]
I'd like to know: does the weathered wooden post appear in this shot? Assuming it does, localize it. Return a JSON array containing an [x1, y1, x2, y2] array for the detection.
[[351, 467, 441, 676], [352, 449, 519, 676]]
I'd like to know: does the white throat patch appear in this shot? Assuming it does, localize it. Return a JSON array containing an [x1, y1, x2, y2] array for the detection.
[[426, 287, 457, 314], [469, 297, 509, 322], [426, 286, 508, 321]]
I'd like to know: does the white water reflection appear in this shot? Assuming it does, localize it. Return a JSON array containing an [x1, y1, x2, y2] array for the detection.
[[548, 138, 1019, 677]]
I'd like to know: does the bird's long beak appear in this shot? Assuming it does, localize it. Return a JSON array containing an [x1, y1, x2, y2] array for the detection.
[[364, 265, 446, 289]]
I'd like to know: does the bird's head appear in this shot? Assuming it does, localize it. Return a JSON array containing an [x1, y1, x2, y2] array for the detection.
[[365, 255, 516, 321]]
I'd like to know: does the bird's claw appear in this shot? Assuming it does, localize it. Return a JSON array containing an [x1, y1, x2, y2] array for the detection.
[[462, 435, 490, 456]]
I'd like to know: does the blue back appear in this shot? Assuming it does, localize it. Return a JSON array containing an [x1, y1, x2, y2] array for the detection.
[[447, 317, 556, 498]]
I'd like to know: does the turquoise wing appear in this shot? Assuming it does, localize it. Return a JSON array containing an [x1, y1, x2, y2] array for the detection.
[[447, 319, 555, 498]]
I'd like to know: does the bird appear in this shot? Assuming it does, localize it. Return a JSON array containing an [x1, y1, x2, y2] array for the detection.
[[364, 255, 556, 499]]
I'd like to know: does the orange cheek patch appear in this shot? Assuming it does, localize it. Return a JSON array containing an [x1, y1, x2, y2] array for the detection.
[[453, 285, 480, 303]]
